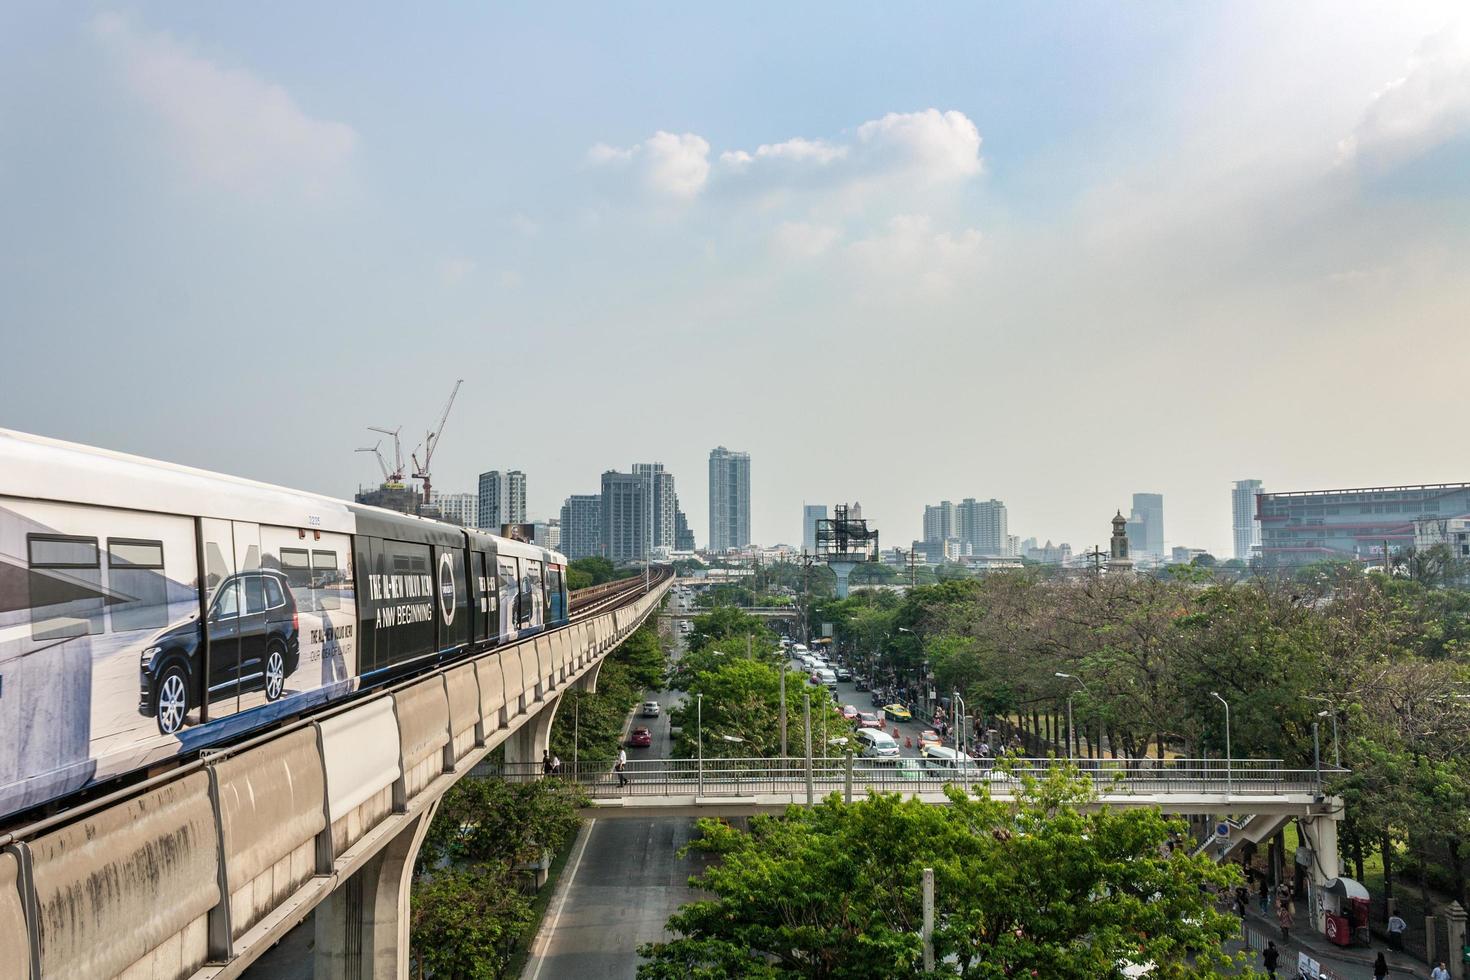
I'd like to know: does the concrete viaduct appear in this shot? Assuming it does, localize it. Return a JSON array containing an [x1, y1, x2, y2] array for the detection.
[[0, 576, 671, 980]]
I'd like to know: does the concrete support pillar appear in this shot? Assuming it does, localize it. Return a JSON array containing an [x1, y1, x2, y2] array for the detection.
[[1298, 811, 1341, 935], [315, 800, 439, 980], [829, 562, 857, 599], [504, 692, 564, 778], [1445, 901, 1466, 980]]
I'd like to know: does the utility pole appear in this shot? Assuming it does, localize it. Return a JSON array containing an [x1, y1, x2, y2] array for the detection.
[[921, 868, 935, 972], [1083, 545, 1105, 579], [780, 662, 788, 758], [804, 692, 813, 807]]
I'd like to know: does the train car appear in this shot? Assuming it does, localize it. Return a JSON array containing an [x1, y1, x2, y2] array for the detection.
[[0, 427, 570, 822]]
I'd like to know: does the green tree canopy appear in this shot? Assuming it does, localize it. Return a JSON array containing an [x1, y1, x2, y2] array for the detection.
[[638, 767, 1243, 979]]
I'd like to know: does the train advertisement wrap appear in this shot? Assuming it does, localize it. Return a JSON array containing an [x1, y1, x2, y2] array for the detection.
[[0, 496, 357, 819]]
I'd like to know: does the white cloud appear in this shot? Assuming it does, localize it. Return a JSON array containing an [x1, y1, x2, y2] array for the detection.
[[845, 214, 983, 294], [771, 220, 841, 259], [854, 109, 984, 182], [1338, 21, 1470, 169], [587, 131, 710, 200], [92, 13, 357, 196], [589, 108, 982, 201], [642, 131, 710, 200]]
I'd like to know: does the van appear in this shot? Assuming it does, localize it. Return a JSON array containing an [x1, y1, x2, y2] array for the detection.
[[855, 728, 900, 760], [919, 744, 978, 778], [792, 643, 808, 654], [817, 668, 837, 689]]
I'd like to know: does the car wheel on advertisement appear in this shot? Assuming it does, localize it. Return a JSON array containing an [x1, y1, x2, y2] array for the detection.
[[155, 664, 190, 735], [264, 647, 286, 701]]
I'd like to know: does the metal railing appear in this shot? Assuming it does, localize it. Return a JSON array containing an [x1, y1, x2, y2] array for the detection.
[[491, 756, 1330, 802]]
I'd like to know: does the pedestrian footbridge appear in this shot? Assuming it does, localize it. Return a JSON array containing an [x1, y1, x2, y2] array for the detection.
[[512, 756, 1340, 820], [0, 575, 671, 980]]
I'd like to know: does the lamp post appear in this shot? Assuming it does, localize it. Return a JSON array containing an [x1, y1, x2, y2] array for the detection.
[[1316, 709, 1339, 769], [779, 662, 788, 759], [1211, 691, 1231, 799], [697, 692, 704, 796], [1055, 672, 1090, 763], [803, 692, 814, 806]]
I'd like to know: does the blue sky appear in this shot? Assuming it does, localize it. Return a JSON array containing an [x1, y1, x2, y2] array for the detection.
[[2, 3, 1468, 555]]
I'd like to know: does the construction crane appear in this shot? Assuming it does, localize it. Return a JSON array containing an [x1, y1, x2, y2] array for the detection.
[[411, 379, 463, 505], [355, 440, 391, 482], [366, 425, 407, 487]]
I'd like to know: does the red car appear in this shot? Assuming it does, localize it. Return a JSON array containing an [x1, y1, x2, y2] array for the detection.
[[629, 727, 652, 747], [856, 712, 884, 730], [841, 704, 859, 722]]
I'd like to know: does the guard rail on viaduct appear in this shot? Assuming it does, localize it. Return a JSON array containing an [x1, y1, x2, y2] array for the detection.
[[0, 573, 672, 980]]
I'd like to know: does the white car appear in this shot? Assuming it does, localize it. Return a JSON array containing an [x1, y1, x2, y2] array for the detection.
[[640, 700, 661, 717], [855, 728, 900, 759]]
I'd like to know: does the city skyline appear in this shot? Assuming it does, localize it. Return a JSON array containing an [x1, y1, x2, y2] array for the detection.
[[3, 4, 1467, 558]]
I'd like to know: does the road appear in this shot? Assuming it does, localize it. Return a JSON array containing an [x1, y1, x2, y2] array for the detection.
[[519, 609, 708, 980], [785, 647, 954, 761]]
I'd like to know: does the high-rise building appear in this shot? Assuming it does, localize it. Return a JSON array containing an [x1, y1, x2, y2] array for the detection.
[[923, 501, 956, 543], [531, 519, 560, 551], [559, 494, 602, 561], [601, 470, 648, 562], [675, 509, 695, 551], [1232, 480, 1264, 561], [1129, 493, 1165, 558], [477, 470, 527, 531], [632, 463, 678, 551], [955, 498, 1008, 555], [431, 491, 478, 529], [708, 447, 751, 551], [803, 504, 827, 554]]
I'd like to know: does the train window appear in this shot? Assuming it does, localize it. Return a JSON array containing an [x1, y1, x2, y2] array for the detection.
[[264, 576, 286, 608], [281, 548, 312, 590], [312, 550, 340, 610], [27, 534, 103, 639], [243, 574, 268, 616], [106, 537, 167, 632]]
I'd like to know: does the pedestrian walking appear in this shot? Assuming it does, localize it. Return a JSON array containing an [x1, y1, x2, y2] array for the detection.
[[542, 750, 552, 776], [616, 747, 628, 788], [551, 754, 562, 775], [1277, 897, 1293, 943], [1373, 951, 1388, 979], [1386, 913, 1407, 952], [1258, 877, 1271, 915], [1262, 941, 1279, 977], [1431, 962, 1450, 980]]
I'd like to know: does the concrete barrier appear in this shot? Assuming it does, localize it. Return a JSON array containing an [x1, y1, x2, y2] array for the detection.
[[30, 772, 218, 979], [444, 662, 481, 763], [319, 698, 400, 857], [475, 655, 507, 733], [393, 678, 451, 802], [0, 848, 31, 980], [501, 647, 525, 718], [212, 727, 327, 941], [518, 643, 541, 702], [534, 635, 555, 691]]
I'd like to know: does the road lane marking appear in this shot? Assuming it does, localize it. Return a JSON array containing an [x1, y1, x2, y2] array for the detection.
[[526, 818, 597, 980]]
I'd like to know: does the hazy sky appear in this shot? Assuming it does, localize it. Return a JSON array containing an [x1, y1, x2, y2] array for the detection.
[[3, 3, 1469, 556]]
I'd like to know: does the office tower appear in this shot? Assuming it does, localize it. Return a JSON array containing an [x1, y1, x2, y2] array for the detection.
[[477, 470, 527, 531], [1129, 493, 1165, 558], [560, 494, 602, 561], [431, 491, 478, 529], [601, 470, 648, 562], [531, 519, 560, 551], [803, 504, 828, 554], [1232, 479, 1264, 561], [708, 446, 751, 551]]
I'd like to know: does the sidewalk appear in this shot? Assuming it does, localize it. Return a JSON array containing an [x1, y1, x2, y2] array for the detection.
[[1238, 906, 1433, 979]]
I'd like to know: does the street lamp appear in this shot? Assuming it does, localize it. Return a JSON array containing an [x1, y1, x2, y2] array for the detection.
[[1315, 709, 1340, 769], [1211, 691, 1231, 799], [1055, 672, 1092, 763], [697, 693, 704, 796]]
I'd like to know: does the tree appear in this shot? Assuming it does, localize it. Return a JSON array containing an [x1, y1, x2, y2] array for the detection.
[[638, 767, 1243, 979], [412, 865, 534, 980], [671, 657, 847, 758]]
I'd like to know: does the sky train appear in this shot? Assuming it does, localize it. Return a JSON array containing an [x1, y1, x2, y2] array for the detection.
[[0, 428, 569, 822]]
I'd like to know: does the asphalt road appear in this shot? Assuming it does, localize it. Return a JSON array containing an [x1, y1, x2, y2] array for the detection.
[[519, 611, 708, 980], [787, 648, 955, 761]]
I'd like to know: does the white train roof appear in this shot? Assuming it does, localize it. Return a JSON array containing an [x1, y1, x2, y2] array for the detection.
[[0, 428, 356, 532]]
